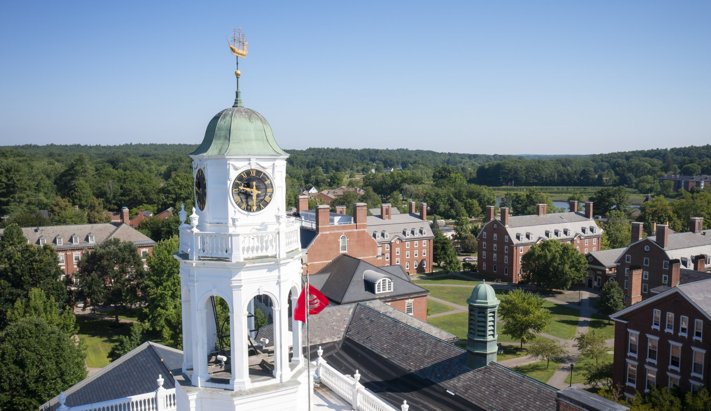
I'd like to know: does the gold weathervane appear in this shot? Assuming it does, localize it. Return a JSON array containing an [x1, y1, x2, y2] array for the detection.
[[229, 29, 248, 77]]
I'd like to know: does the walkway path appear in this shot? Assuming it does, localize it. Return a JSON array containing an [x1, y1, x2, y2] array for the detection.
[[427, 296, 467, 318]]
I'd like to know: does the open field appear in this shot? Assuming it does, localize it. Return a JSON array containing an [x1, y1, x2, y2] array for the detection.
[[427, 299, 455, 316], [513, 360, 560, 383], [77, 315, 133, 368]]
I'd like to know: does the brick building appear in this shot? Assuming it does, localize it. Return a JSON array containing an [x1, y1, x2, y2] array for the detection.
[[107, 206, 174, 228], [309, 254, 429, 321], [586, 247, 625, 288], [615, 219, 711, 306], [0, 223, 155, 279], [611, 278, 711, 397], [315, 186, 365, 205], [297, 196, 433, 275], [660, 174, 710, 192], [477, 201, 602, 283]]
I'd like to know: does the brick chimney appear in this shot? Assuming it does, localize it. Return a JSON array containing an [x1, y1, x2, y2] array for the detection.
[[655, 224, 669, 249], [316, 205, 330, 232], [408, 201, 417, 215], [569, 200, 578, 213], [536, 204, 547, 216], [335, 205, 346, 215], [486, 206, 495, 222], [121, 207, 130, 224], [631, 222, 644, 243], [297, 195, 309, 215], [501, 207, 510, 227], [629, 268, 643, 306], [420, 202, 428, 221], [585, 202, 594, 219], [694, 255, 706, 272], [670, 260, 681, 287], [381, 203, 392, 220], [690, 217, 704, 234], [354, 203, 367, 229]]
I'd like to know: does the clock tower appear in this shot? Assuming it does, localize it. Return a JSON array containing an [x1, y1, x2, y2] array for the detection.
[[175, 31, 308, 410]]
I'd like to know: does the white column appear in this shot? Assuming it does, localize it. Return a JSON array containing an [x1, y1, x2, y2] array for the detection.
[[247, 299, 256, 338], [194, 306, 208, 386], [272, 304, 284, 381], [181, 283, 193, 373], [231, 289, 250, 390], [291, 293, 303, 364]]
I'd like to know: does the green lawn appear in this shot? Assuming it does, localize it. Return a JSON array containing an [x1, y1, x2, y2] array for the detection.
[[543, 300, 580, 340], [77, 315, 132, 368], [588, 318, 615, 340], [497, 345, 528, 361], [427, 299, 455, 316], [428, 312, 468, 340], [513, 360, 560, 383], [420, 284, 480, 306], [415, 278, 481, 286]]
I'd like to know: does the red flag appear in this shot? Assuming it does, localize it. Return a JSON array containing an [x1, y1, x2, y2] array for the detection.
[[294, 284, 329, 322]]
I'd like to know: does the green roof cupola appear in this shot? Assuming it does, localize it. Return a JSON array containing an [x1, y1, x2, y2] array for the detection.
[[466, 281, 500, 369], [191, 30, 287, 157]]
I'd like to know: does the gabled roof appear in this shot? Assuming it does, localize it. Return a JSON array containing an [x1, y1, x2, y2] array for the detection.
[[366, 212, 433, 242], [40, 342, 182, 411], [648, 230, 711, 251], [588, 248, 625, 268], [311, 254, 428, 304], [611, 278, 711, 323], [481, 212, 602, 246], [0, 223, 155, 251]]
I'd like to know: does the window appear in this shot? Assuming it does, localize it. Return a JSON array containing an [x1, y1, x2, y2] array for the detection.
[[493, 264, 497, 272], [647, 336, 658, 364], [645, 367, 656, 392], [406, 251, 410, 258], [662, 274, 669, 285], [519, 246, 523, 253], [339, 235, 348, 253], [406, 262, 410, 270], [385, 244, 390, 250], [663, 260, 669, 270], [39, 237, 46, 246], [396, 248, 400, 256], [593, 238, 597, 245], [405, 299, 414, 315], [585, 239, 589, 246], [493, 244, 497, 252], [385, 254, 390, 260], [624, 280, 628, 290], [694, 319, 703, 340], [691, 381, 704, 393], [504, 235, 509, 243], [628, 331, 639, 357], [395, 258, 400, 265], [665, 313, 674, 333], [73, 252, 81, 265], [626, 362, 637, 388], [692, 348, 705, 378], [375, 278, 393, 294], [56, 236, 63, 246], [482, 251, 487, 259], [668, 374, 680, 388], [414, 240, 418, 247], [669, 342, 681, 371], [422, 249, 426, 256], [141, 249, 149, 258], [504, 246, 508, 254], [422, 240, 427, 247], [71, 234, 79, 245], [504, 256, 508, 264], [406, 242, 410, 249], [644, 245, 650, 252], [422, 261, 426, 268], [680, 316, 688, 337], [57, 254, 65, 265], [87, 233, 95, 244], [652, 309, 661, 329], [642, 271, 649, 280], [493, 233, 498, 241], [642, 283, 648, 293], [482, 262, 486, 271], [414, 250, 418, 257], [625, 254, 631, 263], [643, 257, 649, 267], [482, 232, 487, 239]]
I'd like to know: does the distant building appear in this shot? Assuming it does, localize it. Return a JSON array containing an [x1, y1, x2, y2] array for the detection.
[[316, 186, 365, 205], [587, 247, 625, 288], [297, 198, 433, 275], [660, 175, 710, 192], [107, 206, 173, 228], [477, 201, 603, 283], [615, 219, 711, 306], [0, 223, 155, 279], [611, 278, 711, 398]]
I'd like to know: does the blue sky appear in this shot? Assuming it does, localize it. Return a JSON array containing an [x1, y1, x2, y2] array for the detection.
[[1, 1, 709, 154]]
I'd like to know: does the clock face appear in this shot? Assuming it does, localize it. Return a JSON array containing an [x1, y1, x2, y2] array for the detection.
[[231, 169, 274, 213], [195, 169, 207, 210]]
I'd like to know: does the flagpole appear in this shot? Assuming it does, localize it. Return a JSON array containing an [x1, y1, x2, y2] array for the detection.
[[306, 272, 311, 411]]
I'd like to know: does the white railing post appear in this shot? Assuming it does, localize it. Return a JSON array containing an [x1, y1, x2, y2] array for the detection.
[[401, 400, 409, 411], [155, 375, 166, 411], [352, 369, 361, 410], [57, 392, 69, 411], [315, 346, 325, 383], [189, 208, 199, 261]]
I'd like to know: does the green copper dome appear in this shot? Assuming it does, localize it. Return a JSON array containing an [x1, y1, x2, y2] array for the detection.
[[467, 282, 500, 307], [191, 106, 287, 157]]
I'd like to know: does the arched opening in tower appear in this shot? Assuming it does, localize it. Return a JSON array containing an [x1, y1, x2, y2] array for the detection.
[[205, 295, 232, 384], [247, 293, 276, 380]]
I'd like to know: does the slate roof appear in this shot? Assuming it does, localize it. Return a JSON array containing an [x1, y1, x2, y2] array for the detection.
[[366, 211, 434, 243], [40, 342, 182, 411], [322, 303, 559, 411], [557, 388, 628, 411], [588, 248, 625, 268], [311, 254, 428, 304], [0, 223, 156, 251], [481, 212, 602, 246], [612, 277, 711, 322], [619, 230, 711, 268]]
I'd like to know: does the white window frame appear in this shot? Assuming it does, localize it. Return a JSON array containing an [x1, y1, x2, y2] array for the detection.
[[652, 309, 661, 330], [396, 248, 400, 256], [73, 252, 81, 265], [694, 319, 703, 341], [644, 365, 657, 393], [665, 312, 674, 333], [405, 299, 414, 315], [375, 278, 393, 294], [406, 262, 410, 270], [662, 274, 669, 285], [642, 271, 649, 280], [493, 233, 498, 241], [414, 250, 418, 258], [422, 240, 427, 247], [668, 373, 680, 388], [625, 254, 631, 263], [643, 257, 649, 267], [626, 360, 638, 388], [691, 347, 705, 379], [395, 258, 400, 265], [646, 335, 658, 365], [642, 283, 648, 294], [504, 235, 509, 243], [56, 237, 63, 246], [668, 341, 682, 372], [339, 235, 348, 253], [405, 251, 410, 258], [628, 330, 639, 358], [679, 316, 689, 337], [405, 242, 410, 249], [691, 380, 704, 393], [57, 254, 65, 265], [663, 260, 669, 269], [422, 248, 426, 257]]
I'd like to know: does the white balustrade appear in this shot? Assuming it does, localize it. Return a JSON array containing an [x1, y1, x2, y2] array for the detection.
[[54, 376, 176, 411]]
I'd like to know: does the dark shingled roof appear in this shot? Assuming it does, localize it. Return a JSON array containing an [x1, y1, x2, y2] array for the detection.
[[312, 254, 428, 304], [40, 342, 182, 411], [322, 304, 558, 411]]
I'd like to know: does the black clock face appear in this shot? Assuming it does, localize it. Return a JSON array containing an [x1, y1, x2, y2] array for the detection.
[[195, 169, 207, 210], [231, 169, 274, 212]]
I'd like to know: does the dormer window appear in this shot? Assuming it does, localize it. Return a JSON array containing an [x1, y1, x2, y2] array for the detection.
[[564, 228, 570, 236], [545, 230, 551, 238], [419, 227, 425, 235], [70, 234, 79, 245], [55, 236, 63, 246], [526, 232, 532, 240], [554, 229, 560, 237], [590, 226, 596, 233], [516, 233, 521, 241], [87, 233, 95, 244], [581, 227, 587, 234], [375, 278, 393, 294], [411, 228, 416, 236], [38, 236, 46, 246]]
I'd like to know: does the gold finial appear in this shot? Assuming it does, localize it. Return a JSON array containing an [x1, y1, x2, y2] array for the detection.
[[229, 29, 248, 58]]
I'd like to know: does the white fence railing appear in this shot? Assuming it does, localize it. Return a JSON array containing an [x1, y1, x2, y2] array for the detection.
[[314, 347, 410, 411], [51, 376, 176, 411], [178, 210, 301, 262]]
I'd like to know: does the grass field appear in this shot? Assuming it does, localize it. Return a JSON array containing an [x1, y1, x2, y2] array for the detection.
[[428, 312, 468, 340], [513, 360, 560, 383], [427, 299, 455, 316], [588, 318, 615, 340], [543, 300, 580, 340], [415, 278, 480, 286], [77, 315, 133, 368], [420, 285, 480, 306]]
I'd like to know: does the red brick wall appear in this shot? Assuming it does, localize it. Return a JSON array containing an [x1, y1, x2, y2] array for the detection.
[[617, 239, 676, 305], [306, 228, 380, 274], [386, 295, 427, 321], [386, 238, 432, 275]]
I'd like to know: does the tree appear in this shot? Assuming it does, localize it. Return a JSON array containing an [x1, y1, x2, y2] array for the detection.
[[143, 237, 182, 348], [639, 196, 682, 232], [590, 187, 629, 217], [584, 361, 613, 389], [0, 317, 85, 410], [501, 189, 553, 216], [575, 330, 607, 366], [521, 241, 587, 290], [433, 231, 461, 272], [138, 215, 180, 242], [76, 238, 146, 320], [602, 210, 631, 249], [598, 281, 624, 320], [528, 337, 565, 369], [6, 288, 76, 335], [684, 388, 711, 411], [647, 387, 682, 411], [108, 322, 145, 361], [499, 289, 551, 348]]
